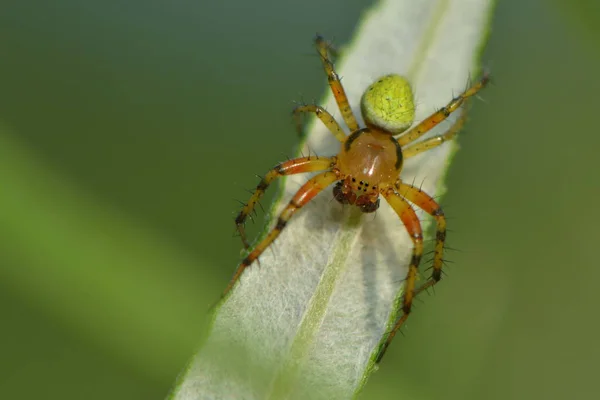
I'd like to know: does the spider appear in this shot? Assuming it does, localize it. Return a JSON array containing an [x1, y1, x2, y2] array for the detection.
[[223, 35, 489, 362]]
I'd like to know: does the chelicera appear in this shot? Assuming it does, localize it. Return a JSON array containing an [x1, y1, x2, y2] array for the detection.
[[223, 35, 489, 362]]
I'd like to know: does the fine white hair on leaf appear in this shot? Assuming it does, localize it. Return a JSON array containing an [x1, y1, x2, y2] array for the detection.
[[169, 0, 495, 399]]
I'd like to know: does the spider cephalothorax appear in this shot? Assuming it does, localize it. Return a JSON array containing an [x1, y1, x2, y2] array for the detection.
[[223, 35, 489, 362], [332, 177, 380, 213], [332, 125, 403, 212]]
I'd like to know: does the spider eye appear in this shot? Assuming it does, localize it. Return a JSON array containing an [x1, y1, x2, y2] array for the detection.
[[360, 74, 415, 134]]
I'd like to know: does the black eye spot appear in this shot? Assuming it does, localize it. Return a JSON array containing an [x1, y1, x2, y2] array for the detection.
[[352, 178, 356, 182]]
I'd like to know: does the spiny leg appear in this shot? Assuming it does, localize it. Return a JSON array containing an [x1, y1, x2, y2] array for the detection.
[[235, 156, 335, 250], [224, 170, 340, 299], [292, 104, 346, 142], [396, 182, 447, 296], [402, 107, 468, 159], [396, 72, 489, 147], [314, 35, 359, 132], [377, 188, 424, 363]]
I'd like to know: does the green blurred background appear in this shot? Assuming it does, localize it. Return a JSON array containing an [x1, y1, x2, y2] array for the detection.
[[1, 0, 599, 399]]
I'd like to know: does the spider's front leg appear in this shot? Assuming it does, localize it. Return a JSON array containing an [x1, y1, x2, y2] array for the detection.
[[224, 169, 340, 299], [396, 182, 447, 296], [377, 188, 424, 362], [235, 156, 335, 250], [376, 182, 448, 362]]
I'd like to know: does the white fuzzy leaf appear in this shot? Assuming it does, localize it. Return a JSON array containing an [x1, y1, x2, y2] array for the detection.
[[170, 0, 494, 398]]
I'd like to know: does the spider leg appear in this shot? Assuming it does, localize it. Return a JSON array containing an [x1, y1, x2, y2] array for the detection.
[[377, 188, 424, 363], [396, 182, 447, 296], [236, 156, 335, 249], [314, 35, 359, 132], [292, 104, 346, 142], [396, 72, 489, 147], [224, 170, 340, 299], [401, 107, 468, 159]]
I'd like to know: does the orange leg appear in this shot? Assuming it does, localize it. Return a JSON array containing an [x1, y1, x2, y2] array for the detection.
[[397, 73, 489, 147], [396, 182, 447, 296], [377, 188, 424, 362], [315, 35, 359, 132], [235, 156, 335, 249], [292, 104, 347, 142], [402, 107, 468, 159], [224, 170, 340, 299]]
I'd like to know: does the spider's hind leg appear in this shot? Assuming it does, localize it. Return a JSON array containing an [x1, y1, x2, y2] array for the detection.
[[292, 104, 346, 142], [314, 35, 359, 132], [402, 108, 468, 159], [397, 72, 490, 147]]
